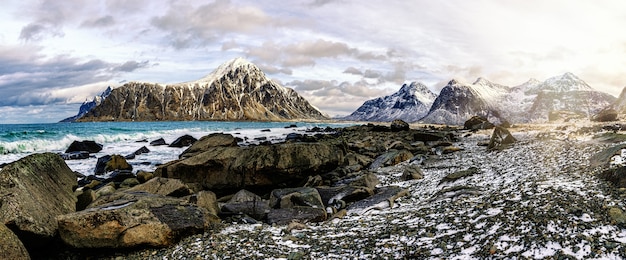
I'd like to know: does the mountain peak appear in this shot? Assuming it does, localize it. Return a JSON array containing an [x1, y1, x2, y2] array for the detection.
[[198, 57, 258, 83]]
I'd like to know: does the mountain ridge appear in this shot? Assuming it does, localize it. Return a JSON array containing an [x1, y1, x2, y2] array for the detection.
[[73, 58, 327, 122]]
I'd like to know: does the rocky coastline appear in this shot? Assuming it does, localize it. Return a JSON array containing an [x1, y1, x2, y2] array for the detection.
[[2, 119, 626, 259]]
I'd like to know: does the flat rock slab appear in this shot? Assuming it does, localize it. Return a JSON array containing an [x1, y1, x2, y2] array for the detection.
[[57, 191, 219, 248]]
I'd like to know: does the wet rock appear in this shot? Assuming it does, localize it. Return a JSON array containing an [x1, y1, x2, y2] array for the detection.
[[267, 207, 327, 225], [156, 142, 344, 194], [488, 126, 517, 150], [95, 155, 132, 175], [369, 150, 413, 169], [60, 151, 91, 160], [592, 108, 618, 122], [169, 134, 198, 148], [346, 186, 408, 215], [390, 119, 409, 132], [57, 192, 219, 248], [464, 116, 494, 130], [440, 167, 480, 184], [150, 138, 168, 146], [125, 146, 150, 159], [401, 164, 424, 181], [65, 140, 103, 153], [0, 223, 29, 260], [126, 177, 193, 197], [269, 187, 324, 209], [0, 153, 77, 251]]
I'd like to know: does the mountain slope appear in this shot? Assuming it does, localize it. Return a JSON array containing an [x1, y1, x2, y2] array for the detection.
[[60, 86, 112, 122], [342, 82, 437, 122], [77, 58, 327, 122], [420, 78, 509, 125]]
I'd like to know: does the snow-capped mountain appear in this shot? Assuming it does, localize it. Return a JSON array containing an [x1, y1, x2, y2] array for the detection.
[[525, 72, 593, 95], [420, 78, 509, 125], [60, 86, 112, 122], [76, 58, 327, 122], [610, 87, 626, 115], [342, 82, 437, 122]]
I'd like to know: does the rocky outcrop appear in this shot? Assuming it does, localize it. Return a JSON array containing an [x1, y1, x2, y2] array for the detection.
[[65, 140, 103, 153], [169, 134, 197, 148], [57, 192, 219, 248], [592, 108, 618, 122], [95, 154, 132, 175], [0, 223, 30, 260], [77, 58, 327, 122], [0, 153, 77, 251], [155, 142, 345, 194], [464, 116, 494, 130], [180, 133, 238, 159], [488, 126, 517, 150]]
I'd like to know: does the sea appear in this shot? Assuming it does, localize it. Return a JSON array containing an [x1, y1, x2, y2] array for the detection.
[[0, 121, 351, 176]]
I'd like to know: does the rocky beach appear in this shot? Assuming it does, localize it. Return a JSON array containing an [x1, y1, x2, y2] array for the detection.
[[0, 119, 625, 259]]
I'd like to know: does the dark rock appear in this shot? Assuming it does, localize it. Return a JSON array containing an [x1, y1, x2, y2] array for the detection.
[[346, 186, 408, 215], [267, 207, 327, 225], [57, 192, 220, 248], [0, 223, 30, 260], [286, 133, 304, 142], [150, 138, 168, 146], [181, 133, 239, 159], [440, 167, 480, 183], [488, 126, 517, 150], [155, 142, 345, 194], [464, 116, 495, 130], [94, 155, 132, 175], [593, 108, 618, 122], [169, 134, 198, 148], [0, 153, 77, 251], [106, 170, 135, 183], [599, 167, 626, 188], [60, 151, 91, 160], [285, 124, 298, 128], [119, 178, 140, 188], [369, 150, 413, 169], [76, 189, 97, 211], [126, 177, 193, 197], [220, 190, 269, 221], [414, 131, 449, 142], [390, 119, 409, 132], [261, 129, 271, 132], [269, 187, 324, 209], [65, 140, 103, 153], [126, 146, 150, 159], [608, 207, 626, 226]]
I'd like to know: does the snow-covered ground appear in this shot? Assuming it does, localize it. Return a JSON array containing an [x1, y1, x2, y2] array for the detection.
[[110, 123, 626, 259]]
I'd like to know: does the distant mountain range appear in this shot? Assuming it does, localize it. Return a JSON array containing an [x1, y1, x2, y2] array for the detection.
[[64, 58, 327, 122], [345, 72, 618, 125]]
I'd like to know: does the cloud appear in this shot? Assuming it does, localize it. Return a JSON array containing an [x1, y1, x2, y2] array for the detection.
[[81, 15, 115, 28], [19, 23, 64, 41], [150, 0, 285, 49], [343, 67, 362, 75], [0, 45, 148, 106]]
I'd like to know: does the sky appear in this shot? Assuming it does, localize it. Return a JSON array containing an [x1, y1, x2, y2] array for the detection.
[[2, 0, 626, 124]]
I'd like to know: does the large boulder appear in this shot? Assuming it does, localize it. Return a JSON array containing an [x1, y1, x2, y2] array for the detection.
[[347, 186, 408, 215], [488, 126, 517, 150], [95, 154, 132, 175], [180, 133, 239, 159], [57, 191, 219, 248], [390, 119, 409, 132], [0, 153, 77, 250], [368, 150, 413, 169], [169, 134, 198, 148], [0, 223, 30, 260], [155, 142, 345, 194], [464, 116, 494, 130], [266, 187, 327, 225], [592, 108, 618, 122], [220, 190, 270, 221], [65, 140, 103, 153]]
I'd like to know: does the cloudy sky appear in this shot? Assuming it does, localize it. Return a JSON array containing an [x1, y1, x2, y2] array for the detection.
[[2, 0, 626, 123]]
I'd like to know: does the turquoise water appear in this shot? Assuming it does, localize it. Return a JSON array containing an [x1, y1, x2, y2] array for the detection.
[[0, 121, 351, 175], [0, 121, 345, 154]]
